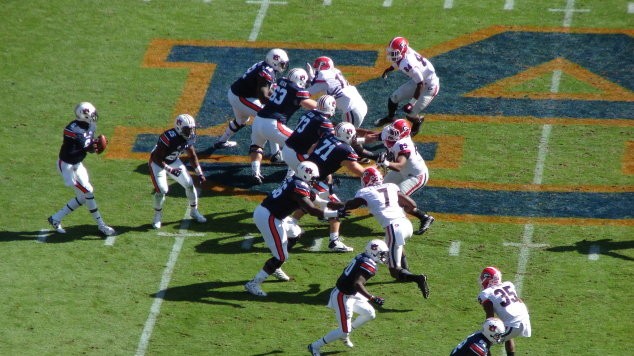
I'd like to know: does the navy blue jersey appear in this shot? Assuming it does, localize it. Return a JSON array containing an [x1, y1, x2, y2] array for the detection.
[[307, 134, 359, 178], [261, 176, 311, 220], [59, 120, 95, 164], [152, 128, 195, 164], [284, 110, 334, 154], [257, 77, 310, 125], [230, 60, 276, 98], [450, 332, 492, 356], [336, 253, 378, 295]]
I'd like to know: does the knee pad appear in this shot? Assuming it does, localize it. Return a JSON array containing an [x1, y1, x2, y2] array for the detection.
[[249, 145, 264, 155]]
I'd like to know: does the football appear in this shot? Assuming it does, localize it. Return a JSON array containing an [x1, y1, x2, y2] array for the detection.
[[94, 134, 108, 154]]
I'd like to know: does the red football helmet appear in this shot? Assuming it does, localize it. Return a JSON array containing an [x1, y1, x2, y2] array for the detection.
[[479, 266, 502, 290], [392, 119, 411, 139], [387, 36, 409, 63], [313, 56, 334, 71], [361, 167, 383, 187]]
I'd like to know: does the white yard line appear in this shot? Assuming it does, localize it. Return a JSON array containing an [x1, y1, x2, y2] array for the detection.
[[449, 241, 461, 256], [504, 0, 514, 10], [309, 237, 324, 252], [241, 233, 255, 250], [588, 245, 600, 261], [549, 0, 590, 27], [104, 235, 116, 246], [135, 209, 196, 356], [382, 0, 393, 7], [36, 229, 49, 243], [246, 0, 288, 42], [629, 3, 634, 14], [443, 0, 454, 9], [323, 0, 332, 6]]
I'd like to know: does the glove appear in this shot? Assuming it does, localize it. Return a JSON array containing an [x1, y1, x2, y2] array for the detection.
[[306, 62, 315, 82], [370, 295, 385, 306], [166, 166, 182, 177], [197, 174, 206, 185], [377, 159, 390, 169], [403, 103, 413, 114], [381, 68, 390, 80], [376, 151, 387, 164], [337, 208, 350, 219]]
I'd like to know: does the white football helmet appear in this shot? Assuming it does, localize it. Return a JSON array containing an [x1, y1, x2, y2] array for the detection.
[[313, 56, 334, 71], [316, 95, 337, 116], [265, 48, 289, 73], [482, 318, 505, 344], [174, 114, 196, 139], [479, 266, 502, 290], [295, 160, 319, 183], [287, 68, 309, 89], [334, 122, 356, 144], [74, 102, 98, 123], [361, 167, 383, 187], [365, 239, 389, 264], [386, 36, 409, 63]]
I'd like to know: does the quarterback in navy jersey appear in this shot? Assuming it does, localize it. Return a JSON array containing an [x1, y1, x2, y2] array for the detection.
[[308, 240, 389, 355], [214, 48, 288, 152], [250, 68, 316, 184], [450, 318, 505, 356], [149, 114, 207, 229], [47, 102, 115, 237], [244, 161, 348, 297]]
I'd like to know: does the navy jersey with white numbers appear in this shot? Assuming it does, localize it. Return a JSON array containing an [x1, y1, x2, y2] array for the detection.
[[257, 77, 310, 125], [261, 176, 311, 220], [336, 253, 378, 295], [450, 331, 492, 356], [59, 120, 95, 164], [230, 60, 276, 98], [152, 128, 195, 164], [307, 134, 359, 178], [285, 110, 334, 154]]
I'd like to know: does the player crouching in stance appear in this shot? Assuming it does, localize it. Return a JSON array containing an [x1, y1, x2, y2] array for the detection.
[[245, 161, 349, 297], [341, 167, 431, 299], [48, 102, 115, 237], [308, 239, 388, 355], [149, 114, 207, 229], [450, 317, 505, 356]]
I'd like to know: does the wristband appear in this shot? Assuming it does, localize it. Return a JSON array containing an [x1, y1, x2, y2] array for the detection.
[[194, 166, 203, 175], [323, 208, 338, 219], [356, 137, 366, 145]]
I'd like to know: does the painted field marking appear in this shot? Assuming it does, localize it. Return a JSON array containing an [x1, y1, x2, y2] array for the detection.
[[449, 241, 461, 256], [588, 244, 600, 261], [36, 229, 50, 243], [549, 0, 590, 27], [323, 0, 332, 6], [444, 0, 454, 9], [104, 235, 116, 246], [504, 0, 514, 10], [310, 237, 324, 252], [246, 0, 288, 42], [157, 231, 206, 237], [629, 3, 634, 14], [136, 209, 194, 356], [241, 233, 255, 250], [382, 0, 393, 7]]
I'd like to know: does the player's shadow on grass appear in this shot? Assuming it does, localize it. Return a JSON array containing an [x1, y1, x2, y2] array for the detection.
[[546, 238, 634, 261], [0, 225, 116, 243]]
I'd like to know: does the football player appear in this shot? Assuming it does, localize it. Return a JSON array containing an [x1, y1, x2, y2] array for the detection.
[[281, 94, 336, 176], [308, 239, 389, 356], [244, 161, 349, 297], [213, 48, 289, 162], [477, 267, 532, 356], [47, 102, 116, 237], [450, 318, 505, 356], [374, 36, 440, 136], [249, 67, 317, 184], [149, 114, 207, 229], [341, 167, 431, 299], [377, 119, 435, 234]]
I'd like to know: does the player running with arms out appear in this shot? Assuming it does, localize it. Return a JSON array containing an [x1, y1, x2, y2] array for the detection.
[[308, 239, 389, 356], [249, 68, 317, 184], [48, 102, 115, 237], [450, 318, 506, 356], [374, 36, 439, 136], [341, 167, 431, 299], [149, 114, 207, 229], [478, 267, 532, 356], [244, 161, 349, 297], [213, 48, 289, 158]]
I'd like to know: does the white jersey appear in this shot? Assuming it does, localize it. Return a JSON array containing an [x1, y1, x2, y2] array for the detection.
[[308, 68, 365, 112], [477, 281, 530, 328], [387, 135, 428, 177], [355, 183, 406, 228], [393, 48, 439, 91]]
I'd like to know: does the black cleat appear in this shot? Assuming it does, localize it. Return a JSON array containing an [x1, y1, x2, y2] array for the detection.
[[252, 173, 264, 185], [415, 215, 435, 235], [416, 274, 430, 299]]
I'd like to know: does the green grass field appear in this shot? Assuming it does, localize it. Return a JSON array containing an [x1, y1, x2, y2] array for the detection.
[[1, 1, 632, 355]]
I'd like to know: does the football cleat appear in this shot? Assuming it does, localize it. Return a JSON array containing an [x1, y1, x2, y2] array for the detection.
[[307, 343, 321, 356], [252, 172, 264, 185], [190, 209, 207, 223], [415, 215, 435, 235], [152, 210, 162, 229], [373, 116, 393, 127], [47, 216, 66, 234], [342, 336, 354, 348], [244, 280, 267, 297], [213, 140, 237, 149], [269, 151, 283, 164], [272, 268, 291, 281], [415, 274, 430, 299], [98, 224, 116, 237], [329, 239, 353, 252]]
